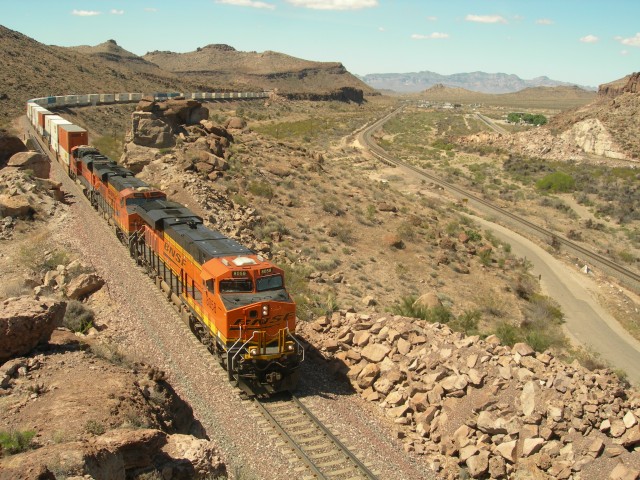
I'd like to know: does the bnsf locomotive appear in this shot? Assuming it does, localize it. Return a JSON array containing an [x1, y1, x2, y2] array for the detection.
[[26, 94, 303, 395]]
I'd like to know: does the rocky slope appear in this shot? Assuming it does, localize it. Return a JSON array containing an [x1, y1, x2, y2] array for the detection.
[[143, 44, 374, 100], [457, 73, 640, 163]]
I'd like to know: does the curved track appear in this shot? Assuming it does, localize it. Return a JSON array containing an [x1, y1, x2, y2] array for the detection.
[[359, 107, 640, 294], [252, 394, 378, 480]]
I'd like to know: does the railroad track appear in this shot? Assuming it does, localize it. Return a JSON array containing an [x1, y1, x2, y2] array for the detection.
[[248, 393, 378, 480], [359, 107, 640, 294]]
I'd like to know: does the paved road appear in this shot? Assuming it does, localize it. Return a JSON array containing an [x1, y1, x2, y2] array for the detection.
[[470, 214, 640, 386]]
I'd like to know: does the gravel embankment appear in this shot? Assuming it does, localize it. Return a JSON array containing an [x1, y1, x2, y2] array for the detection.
[[47, 155, 435, 480]]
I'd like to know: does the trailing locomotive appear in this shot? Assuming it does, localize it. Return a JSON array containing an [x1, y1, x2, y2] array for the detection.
[[26, 94, 303, 395]]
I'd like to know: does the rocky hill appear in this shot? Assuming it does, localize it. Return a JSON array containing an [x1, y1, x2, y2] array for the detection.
[[69, 39, 164, 75], [457, 73, 640, 162], [359, 70, 595, 94], [143, 44, 375, 100]]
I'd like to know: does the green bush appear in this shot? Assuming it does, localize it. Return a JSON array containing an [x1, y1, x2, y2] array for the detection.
[[450, 310, 481, 336], [63, 300, 95, 333], [248, 181, 274, 199], [535, 172, 575, 193], [390, 296, 453, 324], [0, 430, 36, 455], [493, 321, 521, 346]]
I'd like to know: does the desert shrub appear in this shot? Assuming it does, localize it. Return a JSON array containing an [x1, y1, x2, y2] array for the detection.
[[0, 430, 36, 455], [85, 420, 106, 436], [493, 321, 521, 346], [390, 296, 452, 324], [449, 310, 481, 336], [63, 300, 95, 333], [247, 181, 273, 199], [321, 199, 344, 216], [327, 223, 355, 245], [512, 273, 538, 300], [535, 172, 575, 193]]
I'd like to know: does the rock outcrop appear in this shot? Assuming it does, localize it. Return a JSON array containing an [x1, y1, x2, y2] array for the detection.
[[599, 72, 640, 98], [7, 151, 50, 178], [0, 130, 27, 166], [0, 296, 66, 363], [299, 311, 640, 479]]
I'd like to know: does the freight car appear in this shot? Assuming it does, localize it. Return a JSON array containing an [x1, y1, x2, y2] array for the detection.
[[27, 92, 302, 395]]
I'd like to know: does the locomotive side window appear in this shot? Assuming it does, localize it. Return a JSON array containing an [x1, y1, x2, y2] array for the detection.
[[219, 279, 253, 293], [205, 279, 214, 293], [256, 274, 283, 292]]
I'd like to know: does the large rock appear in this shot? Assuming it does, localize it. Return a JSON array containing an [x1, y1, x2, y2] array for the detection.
[[413, 292, 442, 310], [120, 142, 158, 174], [0, 130, 27, 166], [161, 433, 226, 478], [0, 296, 66, 363], [65, 273, 105, 300], [0, 194, 34, 218], [7, 151, 50, 178], [131, 113, 175, 149]]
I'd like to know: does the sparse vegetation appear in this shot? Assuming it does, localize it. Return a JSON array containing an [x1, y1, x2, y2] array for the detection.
[[0, 429, 36, 455], [63, 300, 95, 334]]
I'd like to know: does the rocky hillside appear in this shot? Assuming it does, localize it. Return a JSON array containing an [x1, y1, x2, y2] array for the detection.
[[0, 26, 371, 129], [359, 70, 595, 94], [458, 73, 640, 162], [144, 44, 375, 100], [0, 26, 202, 127]]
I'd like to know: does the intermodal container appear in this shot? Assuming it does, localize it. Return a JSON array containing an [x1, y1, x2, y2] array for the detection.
[[37, 109, 54, 135], [48, 117, 72, 153], [58, 124, 88, 166]]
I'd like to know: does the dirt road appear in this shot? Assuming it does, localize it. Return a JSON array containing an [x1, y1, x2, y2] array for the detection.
[[470, 214, 640, 386]]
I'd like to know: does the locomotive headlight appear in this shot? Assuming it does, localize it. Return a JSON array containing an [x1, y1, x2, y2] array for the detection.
[[286, 343, 295, 352], [262, 305, 269, 316], [249, 347, 259, 356]]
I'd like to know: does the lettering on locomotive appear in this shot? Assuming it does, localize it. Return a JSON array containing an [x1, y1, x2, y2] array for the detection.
[[230, 312, 294, 330], [164, 241, 187, 267]]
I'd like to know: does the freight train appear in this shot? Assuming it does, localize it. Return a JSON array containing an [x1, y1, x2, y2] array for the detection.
[[26, 92, 303, 395]]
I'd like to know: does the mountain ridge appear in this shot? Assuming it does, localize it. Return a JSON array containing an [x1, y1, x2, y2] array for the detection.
[[358, 70, 596, 94]]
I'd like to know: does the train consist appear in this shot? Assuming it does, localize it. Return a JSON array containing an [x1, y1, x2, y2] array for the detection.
[[26, 92, 303, 395]]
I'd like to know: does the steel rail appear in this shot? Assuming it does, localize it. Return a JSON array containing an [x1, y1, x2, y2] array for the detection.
[[255, 394, 378, 480], [360, 107, 640, 293]]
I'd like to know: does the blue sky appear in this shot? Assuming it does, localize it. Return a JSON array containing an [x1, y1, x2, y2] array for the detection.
[[3, 0, 639, 88]]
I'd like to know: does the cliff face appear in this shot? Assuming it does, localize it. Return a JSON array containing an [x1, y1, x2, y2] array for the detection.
[[598, 72, 640, 98]]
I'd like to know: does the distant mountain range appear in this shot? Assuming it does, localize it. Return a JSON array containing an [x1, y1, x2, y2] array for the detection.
[[357, 71, 596, 94]]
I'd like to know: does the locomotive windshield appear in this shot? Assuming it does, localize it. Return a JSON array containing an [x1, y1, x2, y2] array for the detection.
[[256, 274, 284, 292], [219, 279, 253, 293]]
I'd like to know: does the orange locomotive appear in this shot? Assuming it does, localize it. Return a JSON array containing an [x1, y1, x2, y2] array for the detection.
[[68, 145, 302, 394]]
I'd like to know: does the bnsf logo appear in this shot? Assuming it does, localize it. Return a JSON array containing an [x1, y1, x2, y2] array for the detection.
[[164, 242, 186, 267], [231, 312, 294, 330]]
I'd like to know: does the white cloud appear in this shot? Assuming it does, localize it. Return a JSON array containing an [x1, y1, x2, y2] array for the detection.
[[465, 14, 507, 24], [111, 9, 125, 15], [616, 33, 640, 47], [378, 26, 385, 32], [621, 50, 629, 56], [286, 0, 378, 11], [216, 0, 276, 8], [411, 32, 449, 40], [580, 34, 599, 44], [71, 10, 101, 16], [426, 16, 437, 22], [536, 18, 553, 25]]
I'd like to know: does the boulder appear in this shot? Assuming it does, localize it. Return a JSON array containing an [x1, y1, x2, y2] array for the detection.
[[65, 273, 105, 300], [0, 296, 66, 363], [7, 151, 50, 178], [120, 142, 157, 174], [161, 434, 226, 479], [0, 194, 34, 218], [413, 292, 442, 310], [0, 130, 27, 166], [131, 114, 175, 149], [225, 117, 246, 130], [361, 344, 391, 363]]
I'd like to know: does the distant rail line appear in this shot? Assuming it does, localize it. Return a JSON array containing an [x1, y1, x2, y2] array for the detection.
[[359, 107, 640, 294]]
